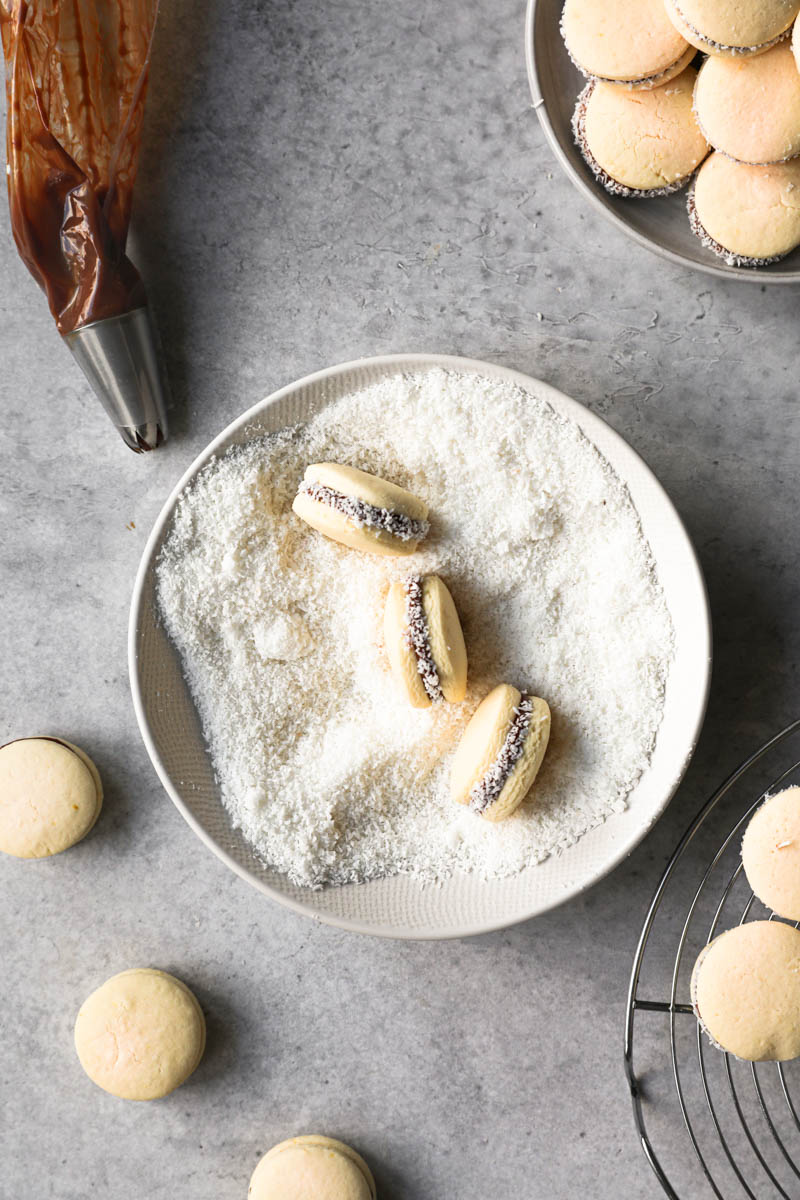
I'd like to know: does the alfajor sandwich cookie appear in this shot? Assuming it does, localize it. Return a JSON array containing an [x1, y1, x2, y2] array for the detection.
[[249, 1135, 376, 1200], [694, 41, 800, 163], [561, 0, 694, 88], [293, 463, 429, 556], [692, 921, 800, 1061], [741, 787, 800, 921], [665, 0, 800, 57], [384, 574, 468, 708], [688, 151, 800, 264], [574, 70, 709, 197], [451, 684, 551, 822]]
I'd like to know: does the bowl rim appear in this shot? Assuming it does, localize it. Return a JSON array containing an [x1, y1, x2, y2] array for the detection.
[[129, 352, 712, 939], [524, 0, 800, 286]]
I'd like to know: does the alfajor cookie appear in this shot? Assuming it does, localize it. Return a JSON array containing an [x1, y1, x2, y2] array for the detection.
[[0, 736, 103, 858], [293, 463, 429, 556], [248, 1135, 376, 1200], [384, 574, 467, 708], [688, 152, 800, 263], [665, 0, 800, 57], [574, 71, 709, 197], [741, 787, 800, 920], [561, 0, 693, 88], [451, 684, 550, 822], [694, 41, 800, 163], [692, 921, 800, 1061], [74, 968, 206, 1100]]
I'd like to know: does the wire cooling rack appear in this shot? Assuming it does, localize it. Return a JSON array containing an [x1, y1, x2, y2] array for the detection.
[[625, 720, 800, 1199]]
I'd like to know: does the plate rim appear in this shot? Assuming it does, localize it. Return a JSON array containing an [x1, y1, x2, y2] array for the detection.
[[524, 0, 800, 286], [129, 352, 712, 939]]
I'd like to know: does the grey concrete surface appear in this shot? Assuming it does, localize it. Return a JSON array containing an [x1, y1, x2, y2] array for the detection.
[[1, 1, 799, 1197]]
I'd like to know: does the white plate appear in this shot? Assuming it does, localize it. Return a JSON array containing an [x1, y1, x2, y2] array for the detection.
[[129, 354, 711, 939], [525, 0, 800, 284]]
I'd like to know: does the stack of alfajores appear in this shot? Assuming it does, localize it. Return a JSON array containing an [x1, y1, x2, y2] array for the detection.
[[562, 0, 800, 266]]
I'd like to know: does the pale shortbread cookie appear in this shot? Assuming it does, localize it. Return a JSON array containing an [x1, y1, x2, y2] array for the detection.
[[692, 921, 800, 1061], [451, 684, 551, 822], [74, 968, 206, 1100], [574, 71, 709, 197], [561, 0, 692, 87], [384, 574, 467, 708], [688, 152, 800, 263], [694, 41, 800, 163], [292, 463, 429, 556], [741, 787, 800, 919], [249, 1136, 376, 1200], [0, 736, 102, 858], [665, 0, 800, 56]]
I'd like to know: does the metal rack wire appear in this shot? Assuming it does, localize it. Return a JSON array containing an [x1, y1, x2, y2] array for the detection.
[[625, 721, 800, 1199]]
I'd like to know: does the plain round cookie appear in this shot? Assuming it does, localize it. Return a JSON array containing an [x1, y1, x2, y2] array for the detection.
[[742, 787, 800, 919], [692, 921, 800, 1060], [688, 152, 800, 264], [574, 71, 709, 197], [665, 0, 800, 56], [694, 41, 800, 163], [74, 968, 206, 1100], [249, 1136, 376, 1200], [0, 736, 103, 858], [561, 0, 692, 87]]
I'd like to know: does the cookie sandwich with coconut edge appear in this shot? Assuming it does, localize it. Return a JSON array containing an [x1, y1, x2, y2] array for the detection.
[[384, 574, 468, 708], [693, 40, 800, 163], [561, 0, 694, 87], [687, 151, 800, 264], [664, 0, 800, 57], [573, 68, 709, 197], [451, 684, 551, 822], [292, 463, 430, 556]]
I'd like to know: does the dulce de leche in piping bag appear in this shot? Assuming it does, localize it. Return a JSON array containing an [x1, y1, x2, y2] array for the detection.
[[1, 0, 168, 451]]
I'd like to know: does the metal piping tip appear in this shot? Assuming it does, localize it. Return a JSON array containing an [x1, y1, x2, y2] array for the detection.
[[118, 421, 167, 453], [64, 306, 170, 452]]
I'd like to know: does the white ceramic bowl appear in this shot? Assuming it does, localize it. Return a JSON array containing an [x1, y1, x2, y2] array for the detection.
[[129, 354, 711, 939], [525, 0, 800, 284]]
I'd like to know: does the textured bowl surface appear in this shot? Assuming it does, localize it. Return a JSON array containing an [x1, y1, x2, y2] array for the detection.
[[129, 354, 711, 939], [525, 0, 800, 284]]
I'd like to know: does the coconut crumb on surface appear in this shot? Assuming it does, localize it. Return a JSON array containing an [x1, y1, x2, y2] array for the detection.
[[156, 367, 674, 888]]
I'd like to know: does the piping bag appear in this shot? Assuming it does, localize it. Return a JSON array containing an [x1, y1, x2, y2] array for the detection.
[[1, 0, 168, 451]]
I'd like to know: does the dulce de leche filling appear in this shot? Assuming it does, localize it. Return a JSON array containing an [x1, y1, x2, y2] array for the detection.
[[298, 481, 430, 542], [469, 695, 534, 814], [1, 0, 158, 334], [402, 576, 443, 703]]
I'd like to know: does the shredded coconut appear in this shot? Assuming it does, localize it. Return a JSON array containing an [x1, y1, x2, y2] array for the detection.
[[156, 367, 674, 888]]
